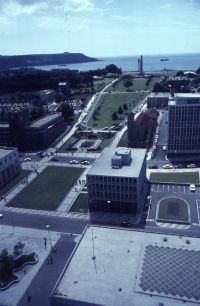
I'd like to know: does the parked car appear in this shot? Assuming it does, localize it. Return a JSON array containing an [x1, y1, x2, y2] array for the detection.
[[189, 184, 196, 192], [24, 157, 31, 162], [163, 164, 173, 169], [81, 160, 90, 165], [149, 164, 158, 169], [69, 160, 79, 164], [187, 164, 196, 168], [52, 157, 58, 162]]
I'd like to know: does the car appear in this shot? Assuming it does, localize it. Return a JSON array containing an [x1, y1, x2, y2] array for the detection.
[[187, 164, 196, 168], [52, 157, 58, 162], [149, 164, 158, 169], [69, 160, 79, 164], [0, 213, 3, 218], [120, 221, 130, 227], [189, 184, 196, 192], [24, 157, 31, 162], [163, 164, 173, 169], [81, 160, 90, 165]]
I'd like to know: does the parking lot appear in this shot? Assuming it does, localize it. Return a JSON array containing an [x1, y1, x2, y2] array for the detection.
[[151, 183, 200, 194], [147, 183, 200, 226]]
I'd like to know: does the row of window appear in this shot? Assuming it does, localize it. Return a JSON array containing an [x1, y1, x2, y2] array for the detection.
[[91, 191, 137, 200], [87, 175, 137, 184], [88, 184, 137, 192]]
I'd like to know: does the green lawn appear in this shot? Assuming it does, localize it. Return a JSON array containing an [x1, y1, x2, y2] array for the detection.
[[150, 172, 199, 184], [88, 92, 147, 129], [69, 192, 88, 213], [107, 76, 161, 92], [0, 170, 31, 197], [9, 166, 84, 211], [157, 197, 189, 222], [94, 78, 115, 92]]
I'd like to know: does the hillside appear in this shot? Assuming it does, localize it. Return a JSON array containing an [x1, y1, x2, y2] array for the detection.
[[0, 52, 98, 69]]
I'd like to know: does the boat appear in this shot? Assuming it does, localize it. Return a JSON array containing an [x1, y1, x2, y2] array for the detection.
[[160, 58, 169, 61]]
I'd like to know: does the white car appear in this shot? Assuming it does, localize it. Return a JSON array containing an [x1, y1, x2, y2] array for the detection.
[[81, 160, 90, 165], [187, 164, 196, 168], [24, 157, 31, 162], [69, 160, 79, 164], [163, 164, 173, 169], [189, 184, 196, 192]]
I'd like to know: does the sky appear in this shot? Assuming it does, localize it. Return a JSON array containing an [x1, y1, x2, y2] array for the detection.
[[0, 0, 200, 57]]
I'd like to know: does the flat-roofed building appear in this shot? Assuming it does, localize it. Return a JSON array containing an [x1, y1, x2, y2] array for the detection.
[[51, 226, 200, 306], [87, 147, 146, 213], [168, 93, 200, 154], [0, 147, 21, 188], [0, 110, 66, 150], [147, 92, 171, 109]]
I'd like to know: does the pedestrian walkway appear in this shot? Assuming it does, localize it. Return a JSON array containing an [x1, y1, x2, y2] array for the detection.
[[57, 169, 88, 212]]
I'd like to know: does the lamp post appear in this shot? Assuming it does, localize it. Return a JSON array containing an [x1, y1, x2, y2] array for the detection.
[[107, 200, 111, 211], [10, 207, 14, 234], [46, 225, 52, 250]]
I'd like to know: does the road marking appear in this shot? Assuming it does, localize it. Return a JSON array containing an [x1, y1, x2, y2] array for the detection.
[[184, 186, 186, 193]]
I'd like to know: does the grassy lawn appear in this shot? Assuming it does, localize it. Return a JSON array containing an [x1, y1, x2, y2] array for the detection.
[[57, 136, 77, 153], [88, 92, 147, 129], [107, 76, 161, 92], [69, 192, 88, 213], [150, 172, 199, 184], [58, 134, 114, 153], [0, 170, 31, 197], [9, 166, 84, 211], [94, 78, 115, 92], [157, 197, 189, 222]]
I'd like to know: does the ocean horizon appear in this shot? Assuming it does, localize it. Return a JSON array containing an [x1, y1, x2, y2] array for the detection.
[[33, 53, 200, 73]]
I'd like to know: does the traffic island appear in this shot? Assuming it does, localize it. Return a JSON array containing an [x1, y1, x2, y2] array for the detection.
[[156, 197, 190, 224]]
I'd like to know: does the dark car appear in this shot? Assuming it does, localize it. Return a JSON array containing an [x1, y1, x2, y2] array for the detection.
[[120, 221, 130, 227], [149, 164, 158, 169]]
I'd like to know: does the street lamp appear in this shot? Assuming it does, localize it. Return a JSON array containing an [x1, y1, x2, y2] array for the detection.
[[46, 225, 52, 250], [107, 200, 111, 211], [9, 207, 14, 234]]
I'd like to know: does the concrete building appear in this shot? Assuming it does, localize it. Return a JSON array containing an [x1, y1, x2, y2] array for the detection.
[[168, 93, 200, 154], [0, 109, 66, 150], [0, 147, 21, 188], [86, 147, 146, 213], [58, 82, 71, 97], [138, 55, 144, 77], [147, 92, 171, 109], [39, 90, 56, 105], [128, 108, 158, 149], [51, 226, 200, 306]]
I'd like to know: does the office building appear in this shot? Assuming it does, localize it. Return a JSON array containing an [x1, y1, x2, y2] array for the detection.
[[0, 147, 21, 188], [147, 92, 171, 109], [168, 93, 200, 154], [0, 109, 66, 150], [87, 147, 146, 213]]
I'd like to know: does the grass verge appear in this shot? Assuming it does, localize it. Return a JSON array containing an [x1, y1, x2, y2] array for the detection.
[[157, 197, 189, 222], [69, 192, 88, 213], [9, 166, 84, 211], [0, 170, 31, 197], [150, 171, 199, 184]]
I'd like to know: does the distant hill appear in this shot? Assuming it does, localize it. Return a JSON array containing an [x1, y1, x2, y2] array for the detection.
[[0, 52, 98, 69]]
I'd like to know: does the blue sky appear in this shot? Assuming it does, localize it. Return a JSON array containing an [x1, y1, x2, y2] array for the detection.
[[0, 0, 200, 57]]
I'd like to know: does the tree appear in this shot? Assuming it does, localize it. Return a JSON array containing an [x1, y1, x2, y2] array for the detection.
[[112, 112, 118, 121], [152, 82, 163, 93], [105, 64, 122, 75], [123, 103, 128, 111], [58, 102, 74, 121], [118, 106, 123, 115], [176, 70, 184, 77], [124, 79, 133, 91]]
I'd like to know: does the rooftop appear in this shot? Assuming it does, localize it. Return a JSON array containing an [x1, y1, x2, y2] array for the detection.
[[87, 147, 146, 178], [53, 226, 200, 306], [175, 93, 200, 98], [148, 92, 171, 98], [0, 147, 16, 158], [30, 113, 61, 128]]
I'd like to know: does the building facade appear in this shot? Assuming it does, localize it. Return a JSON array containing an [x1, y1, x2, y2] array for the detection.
[[87, 147, 146, 214], [147, 92, 171, 109], [168, 93, 200, 154], [0, 109, 66, 150], [0, 147, 21, 188], [128, 108, 158, 149]]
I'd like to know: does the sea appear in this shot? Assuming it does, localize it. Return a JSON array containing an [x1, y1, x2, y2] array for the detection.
[[33, 53, 200, 73]]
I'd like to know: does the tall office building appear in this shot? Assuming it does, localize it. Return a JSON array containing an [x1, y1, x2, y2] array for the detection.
[[87, 147, 146, 214], [168, 93, 200, 154], [138, 55, 144, 77]]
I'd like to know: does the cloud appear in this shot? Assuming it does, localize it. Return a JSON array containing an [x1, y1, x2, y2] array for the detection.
[[105, 0, 113, 5], [0, 0, 48, 17]]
